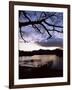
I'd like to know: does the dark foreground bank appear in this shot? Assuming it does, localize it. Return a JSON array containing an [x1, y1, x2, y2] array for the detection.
[[19, 64, 63, 79]]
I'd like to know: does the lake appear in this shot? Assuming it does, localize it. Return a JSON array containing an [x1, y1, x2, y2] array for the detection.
[[19, 54, 63, 79]]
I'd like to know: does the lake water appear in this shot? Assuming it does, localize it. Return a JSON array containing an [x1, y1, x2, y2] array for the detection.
[[19, 54, 63, 70]]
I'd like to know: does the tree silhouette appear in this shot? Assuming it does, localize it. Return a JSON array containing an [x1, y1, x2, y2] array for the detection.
[[19, 11, 63, 42]]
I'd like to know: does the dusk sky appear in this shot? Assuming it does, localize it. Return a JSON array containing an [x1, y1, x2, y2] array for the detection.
[[19, 10, 63, 51]]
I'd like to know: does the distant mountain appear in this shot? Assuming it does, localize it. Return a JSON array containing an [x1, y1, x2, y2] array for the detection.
[[19, 49, 63, 57]]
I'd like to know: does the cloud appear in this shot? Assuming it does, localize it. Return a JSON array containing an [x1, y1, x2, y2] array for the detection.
[[36, 38, 63, 47], [20, 25, 63, 43]]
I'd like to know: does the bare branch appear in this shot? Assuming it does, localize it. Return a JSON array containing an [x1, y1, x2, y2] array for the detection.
[[48, 29, 63, 33], [19, 28, 27, 42], [19, 17, 63, 29], [32, 24, 42, 34], [41, 23, 52, 39], [19, 11, 63, 41], [23, 11, 31, 22], [39, 12, 56, 21], [44, 20, 63, 28]]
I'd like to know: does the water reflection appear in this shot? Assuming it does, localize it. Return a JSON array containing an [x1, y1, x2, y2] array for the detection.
[[19, 54, 63, 70]]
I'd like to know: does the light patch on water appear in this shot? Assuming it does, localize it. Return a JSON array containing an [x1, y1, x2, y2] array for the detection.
[[19, 55, 63, 69]]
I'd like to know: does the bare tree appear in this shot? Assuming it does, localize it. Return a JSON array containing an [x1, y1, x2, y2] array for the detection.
[[19, 11, 63, 42]]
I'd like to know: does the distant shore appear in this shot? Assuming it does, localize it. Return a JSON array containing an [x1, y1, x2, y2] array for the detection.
[[19, 49, 63, 57]]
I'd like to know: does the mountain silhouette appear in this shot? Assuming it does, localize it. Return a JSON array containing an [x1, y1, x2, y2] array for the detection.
[[19, 49, 63, 57]]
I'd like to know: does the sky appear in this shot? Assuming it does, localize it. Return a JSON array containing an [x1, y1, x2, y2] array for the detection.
[[19, 10, 63, 51]]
